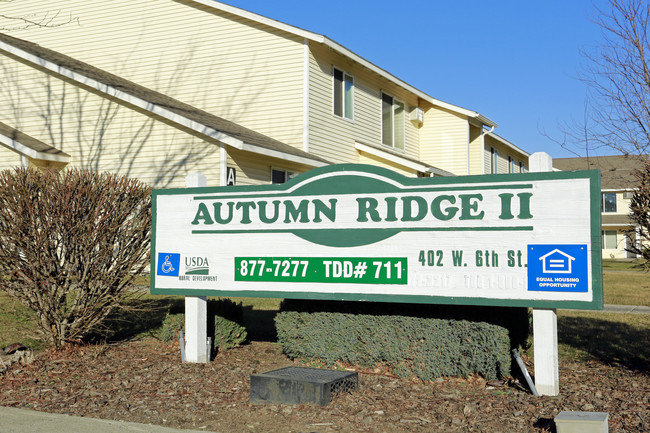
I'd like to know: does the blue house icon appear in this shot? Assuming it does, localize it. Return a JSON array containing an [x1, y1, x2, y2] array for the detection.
[[539, 249, 575, 274]]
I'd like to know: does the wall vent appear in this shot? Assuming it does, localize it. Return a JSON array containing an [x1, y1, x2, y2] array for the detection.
[[410, 107, 424, 125]]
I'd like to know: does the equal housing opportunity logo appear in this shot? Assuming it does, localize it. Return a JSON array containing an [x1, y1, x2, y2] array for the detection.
[[527, 245, 588, 292]]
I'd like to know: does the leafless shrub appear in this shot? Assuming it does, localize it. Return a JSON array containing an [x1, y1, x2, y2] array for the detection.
[[0, 168, 151, 347]]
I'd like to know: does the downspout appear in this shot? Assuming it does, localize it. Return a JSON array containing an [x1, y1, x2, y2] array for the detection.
[[480, 125, 495, 174], [466, 123, 470, 175]]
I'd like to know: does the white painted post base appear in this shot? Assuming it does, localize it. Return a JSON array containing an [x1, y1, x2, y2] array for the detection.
[[532, 308, 559, 396], [184, 173, 209, 363], [529, 152, 560, 396], [185, 296, 208, 363]]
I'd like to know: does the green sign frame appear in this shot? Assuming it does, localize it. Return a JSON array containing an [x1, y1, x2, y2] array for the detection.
[[151, 164, 603, 310]]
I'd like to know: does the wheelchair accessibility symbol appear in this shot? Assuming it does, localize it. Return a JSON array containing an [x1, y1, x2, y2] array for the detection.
[[161, 255, 175, 273], [157, 253, 180, 277]]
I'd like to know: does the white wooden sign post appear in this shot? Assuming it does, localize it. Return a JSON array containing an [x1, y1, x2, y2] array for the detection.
[[184, 173, 209, 363], [529, 152, 559, 396], [152, 164, 603, 379]]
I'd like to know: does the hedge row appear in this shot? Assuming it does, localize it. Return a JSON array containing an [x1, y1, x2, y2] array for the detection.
[[279, 299, 530, 350], [275, 311, 511, 381]]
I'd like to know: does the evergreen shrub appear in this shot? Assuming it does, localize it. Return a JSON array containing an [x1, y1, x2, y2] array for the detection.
[[280, 299, 530, 350], [275, 309, 512, 380]]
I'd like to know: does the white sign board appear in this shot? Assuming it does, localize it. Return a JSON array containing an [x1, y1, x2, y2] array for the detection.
[[151, 164, 602, 309]]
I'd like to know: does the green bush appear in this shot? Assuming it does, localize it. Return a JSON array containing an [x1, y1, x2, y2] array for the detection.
[[158, 313, 185, 343], [275, 311, 511, 381], [280, 299, 530, 350], [213, 316, 247, 350]]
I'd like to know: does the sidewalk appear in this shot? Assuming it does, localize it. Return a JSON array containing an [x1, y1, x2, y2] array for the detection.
[[602, 304, 650, 314], [0, 406, 209, 433]]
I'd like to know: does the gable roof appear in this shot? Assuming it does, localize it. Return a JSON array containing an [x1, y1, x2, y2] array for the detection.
[[553, 155, 645, 190], [0, 32, 331, 168], [355, 141, 455, 176], [193, 0, 497, 128], [485, 131, 530, 158], [0, 120, 70, 163]]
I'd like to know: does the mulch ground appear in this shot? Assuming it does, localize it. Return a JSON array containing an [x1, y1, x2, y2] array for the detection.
[[0, 338, 648, 433]]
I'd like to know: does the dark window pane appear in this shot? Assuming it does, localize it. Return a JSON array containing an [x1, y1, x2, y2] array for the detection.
[[382, 93, 393, 146], [333, 69, 343, 117], [272, 169, 286, 184]]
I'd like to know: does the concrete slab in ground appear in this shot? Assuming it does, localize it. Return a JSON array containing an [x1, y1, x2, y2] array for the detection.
[[0, 406, 208, 433], [602, 304, 650, 314]]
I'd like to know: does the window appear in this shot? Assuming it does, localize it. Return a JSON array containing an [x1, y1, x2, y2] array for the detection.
[[490, 148, 498, 174], [381, 92, 405, 150], [271, 169, 295, 184], [508, 156, 514, 173], [333, 68, 353, 120], [602, 192, 617, 212], [520, 161, 526, 173], [603, 230, 617, 249]]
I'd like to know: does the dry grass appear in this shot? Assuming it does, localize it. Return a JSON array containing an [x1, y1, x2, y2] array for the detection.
[[603, 272, 650, 306], [556, 310, 650, 369]]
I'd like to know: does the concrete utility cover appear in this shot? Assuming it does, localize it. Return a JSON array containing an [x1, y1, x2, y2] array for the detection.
[[250, 367, 358, 406]]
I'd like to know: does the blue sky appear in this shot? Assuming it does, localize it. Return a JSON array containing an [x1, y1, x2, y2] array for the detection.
[[221, 0, 608, 159]]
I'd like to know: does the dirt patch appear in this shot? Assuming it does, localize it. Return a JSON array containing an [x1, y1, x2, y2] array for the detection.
[[0, 338, 648, 432]]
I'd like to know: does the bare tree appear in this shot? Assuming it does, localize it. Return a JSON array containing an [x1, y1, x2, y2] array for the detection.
[[565, 0, 650, 156], [554, 1, 650, 263], [0, 1, 78, 30]]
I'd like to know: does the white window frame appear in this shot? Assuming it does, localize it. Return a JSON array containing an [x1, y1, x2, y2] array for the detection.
[[381, 92, 405, 150], [602, 230, 618, 249], [333, 67, 354, 120], [602, 192, 617, 213], [508, 156, 514, 173], [490, 147, 498, 174], [271, 168, 296, 184]]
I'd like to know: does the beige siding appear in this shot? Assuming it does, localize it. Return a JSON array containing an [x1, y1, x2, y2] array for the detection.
[[357, 152, 417, 177], [484, 135, 528, 175], [468, 125, 483, 175], [419, 106, 468, 175], [226, 148, 313, 186], [308, 43, 421, 166], [0, 0, 531, 184], [0, 58, 220, 188], [1, 0, 306, 150], [0, 146, 23, 171]]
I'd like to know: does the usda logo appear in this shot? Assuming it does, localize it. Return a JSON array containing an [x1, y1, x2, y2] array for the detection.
[[185, 256, 210, 275]]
